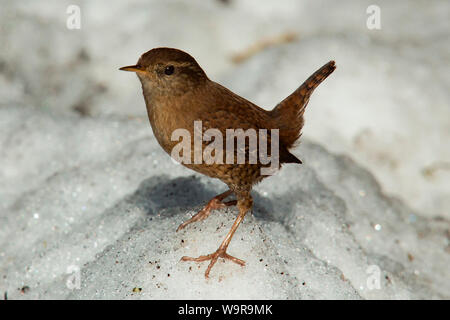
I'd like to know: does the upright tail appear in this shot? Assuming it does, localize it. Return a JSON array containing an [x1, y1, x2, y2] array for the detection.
[[270, 60, 336, 149]]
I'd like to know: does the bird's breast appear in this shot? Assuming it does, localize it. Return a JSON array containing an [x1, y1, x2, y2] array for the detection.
[[145, 98, 195, 158]]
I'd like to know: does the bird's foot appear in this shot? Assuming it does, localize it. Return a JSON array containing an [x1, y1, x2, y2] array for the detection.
[[176, 197, 236, 232], [181, 246, 245, 278]]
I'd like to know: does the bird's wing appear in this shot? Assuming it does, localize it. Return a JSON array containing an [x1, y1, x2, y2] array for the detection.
[[192, 82, 300, 165]]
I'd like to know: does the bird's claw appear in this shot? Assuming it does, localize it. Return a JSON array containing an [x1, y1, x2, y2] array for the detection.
[[181, 247, 245, 278], [176, 198, 236, 232]]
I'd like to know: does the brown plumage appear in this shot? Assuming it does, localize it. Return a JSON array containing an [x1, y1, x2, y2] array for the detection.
[[120, 47, 336, 278]]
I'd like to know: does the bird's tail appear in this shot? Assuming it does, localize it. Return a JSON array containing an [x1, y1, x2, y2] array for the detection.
[[270, 60, 336, 149]]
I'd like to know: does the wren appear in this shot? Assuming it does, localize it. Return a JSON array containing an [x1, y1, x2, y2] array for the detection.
[[120, 47, 336, 278]]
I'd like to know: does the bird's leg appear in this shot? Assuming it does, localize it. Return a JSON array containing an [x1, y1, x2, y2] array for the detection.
[[181, 192, 252, 278], [176, 189, 236, 232]]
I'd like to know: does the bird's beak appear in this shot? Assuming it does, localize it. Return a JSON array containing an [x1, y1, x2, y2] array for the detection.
[[119, 65, 146, 73]]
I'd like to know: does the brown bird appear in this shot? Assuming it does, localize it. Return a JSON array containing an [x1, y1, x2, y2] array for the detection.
[[120, 48, 335, 278]]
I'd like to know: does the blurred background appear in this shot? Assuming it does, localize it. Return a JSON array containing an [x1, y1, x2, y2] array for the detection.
[[1, 0, 448, 218]]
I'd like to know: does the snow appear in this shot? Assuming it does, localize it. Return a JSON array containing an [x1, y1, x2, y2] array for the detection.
[[0, 0, 449, 299]]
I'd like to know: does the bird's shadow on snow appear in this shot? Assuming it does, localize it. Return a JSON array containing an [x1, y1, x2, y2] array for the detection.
[[126, 174, 286, 222]]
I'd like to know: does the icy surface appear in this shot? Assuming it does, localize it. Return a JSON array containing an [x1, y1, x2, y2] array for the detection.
[[0, 0, 449, 299], [1, 106, 449, 299]]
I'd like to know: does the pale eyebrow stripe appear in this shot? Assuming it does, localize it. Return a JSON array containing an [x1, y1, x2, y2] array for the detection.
[[172, 62, 192, 67]]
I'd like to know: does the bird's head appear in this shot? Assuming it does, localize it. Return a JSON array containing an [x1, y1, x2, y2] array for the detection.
[[120, 47, 208, 97]]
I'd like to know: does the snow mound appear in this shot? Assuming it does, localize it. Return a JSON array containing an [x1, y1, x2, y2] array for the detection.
[[1, 107, 448, 299]]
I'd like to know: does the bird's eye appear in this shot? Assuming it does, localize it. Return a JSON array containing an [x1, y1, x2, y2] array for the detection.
[[164, 65, 174, 75]]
